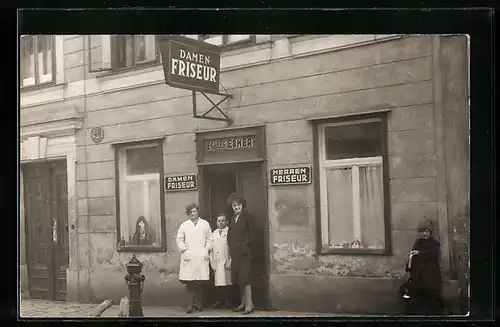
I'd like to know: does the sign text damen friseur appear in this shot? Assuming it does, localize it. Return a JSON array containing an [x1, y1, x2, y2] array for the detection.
[[159, 35, 221, 94]]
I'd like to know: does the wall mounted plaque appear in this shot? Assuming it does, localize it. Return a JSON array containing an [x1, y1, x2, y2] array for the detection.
[[90, 127, 105, 143], [165, 174, 197, 192], [269, 166, 312, 185]]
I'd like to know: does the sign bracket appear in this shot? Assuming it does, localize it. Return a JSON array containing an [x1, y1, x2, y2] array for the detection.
[[192, 89, 233, 123]]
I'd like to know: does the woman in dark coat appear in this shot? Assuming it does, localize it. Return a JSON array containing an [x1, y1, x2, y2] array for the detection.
[[405, 220, 443, 315], [131, 216, 157, 246], [226, 193, 255, 314]]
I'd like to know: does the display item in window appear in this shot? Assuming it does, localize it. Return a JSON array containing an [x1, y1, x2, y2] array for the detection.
[[131, 216, 157, 246]]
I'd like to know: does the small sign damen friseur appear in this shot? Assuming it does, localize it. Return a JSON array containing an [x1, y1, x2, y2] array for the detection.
[[270, 166, 312, 185], [165, 174, 197, 191]]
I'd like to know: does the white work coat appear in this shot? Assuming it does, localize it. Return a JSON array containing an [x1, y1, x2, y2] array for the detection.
[[176, 218, 213, 281], [209, 227, 232, 286]]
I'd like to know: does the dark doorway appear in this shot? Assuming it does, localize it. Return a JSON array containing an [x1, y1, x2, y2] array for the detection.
[[23, 160, 69, 301], [200, 162, 269, 310]]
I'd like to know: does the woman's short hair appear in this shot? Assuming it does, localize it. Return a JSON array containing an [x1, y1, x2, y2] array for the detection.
[[227, 193, 246, 208], [185, 203, 199, 215]]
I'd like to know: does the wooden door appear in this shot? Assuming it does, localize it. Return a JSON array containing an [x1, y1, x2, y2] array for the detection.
[[24, 160, 68, 301], [51, 161, 69, 301], [236, 163, 268, 310]]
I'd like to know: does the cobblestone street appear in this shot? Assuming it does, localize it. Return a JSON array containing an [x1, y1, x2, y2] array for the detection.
[[19, 299, 337, 318]]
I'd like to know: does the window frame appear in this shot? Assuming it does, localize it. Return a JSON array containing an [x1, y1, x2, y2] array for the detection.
[[196, 34, 257, 51], [313, 113, 392, 256], [20, 35, 57, 90], [110, 35, 161, 71], [114, 139, 166, 253]]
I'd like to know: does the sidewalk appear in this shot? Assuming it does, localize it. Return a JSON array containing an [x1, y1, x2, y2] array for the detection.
[[20, 299, 338, 318]]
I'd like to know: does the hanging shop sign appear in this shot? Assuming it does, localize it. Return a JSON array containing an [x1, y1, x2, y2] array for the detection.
[[269, 166, 312, 186], [159, 35, 221, 94], [165, 174, 197, 192]]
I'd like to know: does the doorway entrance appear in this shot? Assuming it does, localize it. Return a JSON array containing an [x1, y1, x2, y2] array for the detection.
[[23, 159, 69, 301], [200, 162, 269, 310]]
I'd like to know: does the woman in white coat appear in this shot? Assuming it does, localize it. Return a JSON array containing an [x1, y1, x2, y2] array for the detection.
[[209, 214, 232, 308], [176, 203, 213, 313]]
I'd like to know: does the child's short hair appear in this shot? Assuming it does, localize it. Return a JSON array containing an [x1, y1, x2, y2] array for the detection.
[[216, 213, 227, 219]]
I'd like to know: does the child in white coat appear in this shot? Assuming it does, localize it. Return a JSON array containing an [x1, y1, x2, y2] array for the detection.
[[209, 214, 232, 308]]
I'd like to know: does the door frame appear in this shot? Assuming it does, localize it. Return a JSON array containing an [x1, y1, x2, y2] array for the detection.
[[196, 125, 270, 310], [21, 157, 69, 301], [198, 161, 270, 310]]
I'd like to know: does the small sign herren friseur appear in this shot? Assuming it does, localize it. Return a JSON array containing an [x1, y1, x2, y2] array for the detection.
[[270, 166, 312, 186], [165, 174, 197, 192], [159, 35, 221, 94]]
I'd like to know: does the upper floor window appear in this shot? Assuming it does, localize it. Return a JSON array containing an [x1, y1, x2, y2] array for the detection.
[[20, 35, 55, 87], [111, 35, 159, 69], [315, 114, 390, 255], [184, 35, 256, 50]]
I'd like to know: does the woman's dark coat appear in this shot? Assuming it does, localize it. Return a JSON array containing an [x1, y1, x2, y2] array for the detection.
[[405, 236, 443, 314], [227, 210, 256, 286]]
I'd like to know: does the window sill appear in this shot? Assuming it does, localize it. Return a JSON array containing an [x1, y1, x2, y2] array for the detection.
[[20, 80, 58, 93], [319, 247, 389, 256], [220, 38, 256, 52], [96, 60, 162, 80], [117, 245, 166, 253]]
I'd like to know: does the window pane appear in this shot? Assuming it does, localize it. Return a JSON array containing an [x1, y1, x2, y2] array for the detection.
[[20, 36, 35, 83], [37, 35, 52, 80], [359, 165, 385, 249], [120, 180, 161, 247], [118, 143, 163, 248], [125, 146, 161, 175], [326, 167, 354, 248], [325, 121, 382, 160], [134, 35, 146, 62]]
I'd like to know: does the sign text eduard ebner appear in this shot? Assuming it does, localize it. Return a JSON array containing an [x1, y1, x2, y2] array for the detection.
[[159, 35, 221, 94]]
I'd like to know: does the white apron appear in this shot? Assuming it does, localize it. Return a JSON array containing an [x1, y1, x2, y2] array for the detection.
[[176, 218, 213, 281], [209, 227, 232, 286]]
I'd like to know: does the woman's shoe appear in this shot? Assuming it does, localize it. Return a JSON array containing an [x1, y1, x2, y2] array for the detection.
[[186, 305, 195, 314], [194, 304, 204, 312], [212, 301, 222, 309], [242, 307, 254, 315], [232, 304, 245, 312]]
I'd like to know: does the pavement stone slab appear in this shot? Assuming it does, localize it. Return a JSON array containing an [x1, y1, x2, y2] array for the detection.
[[20, 299, 339, 318]]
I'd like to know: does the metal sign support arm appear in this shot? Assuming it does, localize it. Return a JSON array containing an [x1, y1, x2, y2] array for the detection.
[[192, 90, 233, 123]]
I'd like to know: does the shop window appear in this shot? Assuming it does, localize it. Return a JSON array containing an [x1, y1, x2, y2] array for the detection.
[[115, 140, 166, 252], [315, 115, 390, 255], [20, 35, 55, 88]]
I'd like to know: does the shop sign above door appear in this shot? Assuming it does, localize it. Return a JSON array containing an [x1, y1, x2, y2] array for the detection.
[[165, 174, 197, 192], [159, 35, 221, 94], [269, 166, 312, 186]]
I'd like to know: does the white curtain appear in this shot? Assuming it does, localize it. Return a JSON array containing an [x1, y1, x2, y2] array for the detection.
[[326, 167, 353, 247], [147, 179, 161, 244], [359, 165, 385, 249]]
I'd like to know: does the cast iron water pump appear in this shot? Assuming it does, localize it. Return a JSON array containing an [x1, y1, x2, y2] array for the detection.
[[125, 254, 145, 317]]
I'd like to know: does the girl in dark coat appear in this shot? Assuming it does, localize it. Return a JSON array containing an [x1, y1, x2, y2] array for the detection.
[[405, 220, 443, 315], [226, 193, 255, 315]]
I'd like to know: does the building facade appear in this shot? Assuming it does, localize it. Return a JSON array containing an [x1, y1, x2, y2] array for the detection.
[[20, 34, 470, 314]]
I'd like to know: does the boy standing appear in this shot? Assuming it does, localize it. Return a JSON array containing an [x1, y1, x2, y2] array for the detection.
[[209, 214, 232, 308]]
